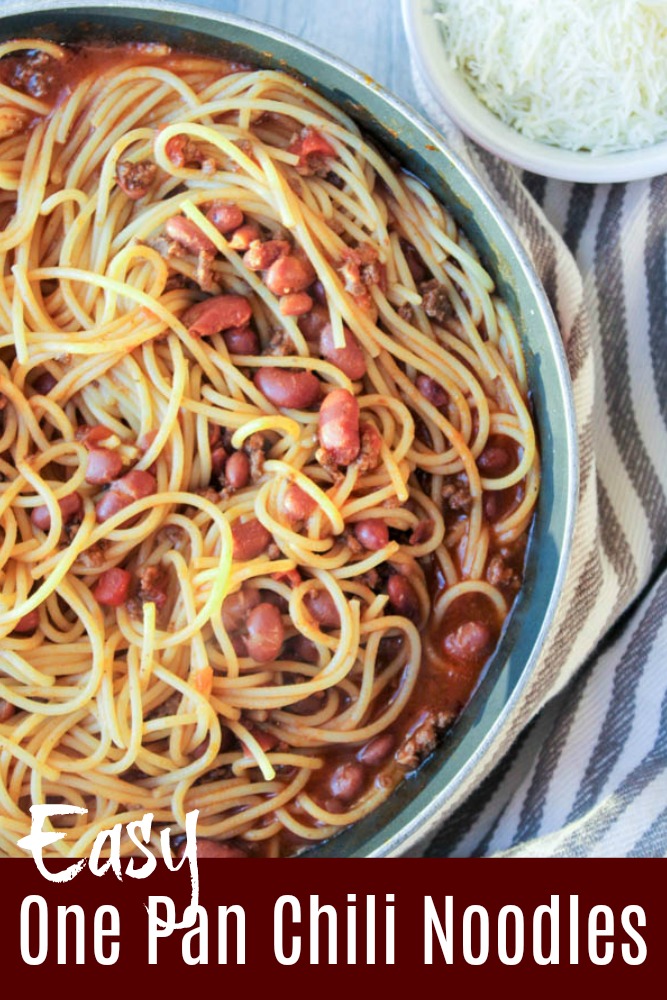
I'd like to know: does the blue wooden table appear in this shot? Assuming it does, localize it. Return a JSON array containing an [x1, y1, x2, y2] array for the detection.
[[193, 0, 419, 109]]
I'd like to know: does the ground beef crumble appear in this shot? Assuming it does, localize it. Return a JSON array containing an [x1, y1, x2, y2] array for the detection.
[[116, 160, 157, 200], [420, 279, 455, 324], [442, 476, 472, 513], [126, 564, 169, 618], [264, 328, 295, 356], [486, 553, 521, 589], [395, 709, 455, 768], [245, 432, 269, 481]]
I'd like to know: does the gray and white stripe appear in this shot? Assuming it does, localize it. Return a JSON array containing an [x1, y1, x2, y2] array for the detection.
[[412, 63, 667, 859]]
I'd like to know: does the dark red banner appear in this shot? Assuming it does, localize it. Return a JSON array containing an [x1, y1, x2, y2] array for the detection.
[[2, 858, 661, 986]]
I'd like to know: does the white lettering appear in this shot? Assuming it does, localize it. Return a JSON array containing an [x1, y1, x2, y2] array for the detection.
[[125, 814, 157, 879], [347, 895, 356, 964], [366, 894, 375, 965], [160, 809, 199, 927], [570, 894, 579, 964], [462, 904, 489, 965], [20, 895, 49, 965], [588, 904, 614, 965], [385, 893, 395, 965], [274, 895, 301, 965], [182, 906, 207, 965], [147, 895, 176, 964], [218, 905, 246, 965], [621, 905, 647, 965], [17, 806, 87, 883], [94, 905, 120, 965], [533, 894, 560, 965], [497, 904, 524, 965], [424, 895, 453, 964], [57, 904, 85, 964], [309, 895, 337, 964], [89, 823, 123, 879]]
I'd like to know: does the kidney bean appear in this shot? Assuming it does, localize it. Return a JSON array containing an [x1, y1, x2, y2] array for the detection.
[[357, 733, 394, 766], [282, 634, 319, 664], [95, 490, 130, 523], [483, 492, 499, 522], [182, 839, 248, 859], [32, 371, 57, 395], [243, 727, 280, 754], [319, 323, 366, 380], [265, 255, 315, 296], [228, 222, 261, 251], [85, 447, 123, 486], [222, 588, 261, 632], [210, 424, 223, 450], [211, 446, 228, 478], [290, 127, 337, 166], [242, 239, 290, 271], [478, 444, 511, 475], [272, 567, 302, 588], [322, 797, 346, 815], [165, 135, 200, 168], [32, 492, 83, 531], [311, 280, 327, 305], [117, 469, 157, 500], [259, 589, 289, 613], [304, 589, 341, 629], [281, 483, 316, 523], [206, 200, 243, 234], [298, 303, 329, 344], [288, 692, 325, 716], [254, 368, 320, 409], [400, 238, 427, 284], [182, 294, 252, 337], [165, 215, 217, 254], [353, 519, 389, 551], [231, 632, 249, 656], [231, 518, 271, 560], [415, 412, 435, 446], [76, 424, 113, 449], [95, 470, 156, 523], [318, 388, 360, 465], [12, 608, 39, 634], [138, 429, 158, 453], [387, 574, 420, 621], [224, 451, 250, 489], [409, 519, 434, 545], [190, 735, 210, 760], [443, 621, 492, 663], [222, 325, 259, 354], [245, 602, 285, 662], [0, 698, 15, 722], [280, 291, 313, 316], [416, 373, 448, 409], [93, 567, 132, 607], [330, 762, 364, 803]]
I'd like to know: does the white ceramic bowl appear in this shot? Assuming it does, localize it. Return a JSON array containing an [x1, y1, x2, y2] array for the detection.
[[402, 0, 667, 183]]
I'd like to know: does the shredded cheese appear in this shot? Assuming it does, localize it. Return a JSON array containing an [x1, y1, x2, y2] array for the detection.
[[433, 0, 667, 154]]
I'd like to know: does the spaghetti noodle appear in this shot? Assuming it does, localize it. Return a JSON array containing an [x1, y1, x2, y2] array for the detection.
[[0, 40, 539, 858]]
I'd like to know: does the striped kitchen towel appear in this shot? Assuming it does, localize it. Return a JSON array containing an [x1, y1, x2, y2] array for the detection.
[[411, 70, 667, 858]]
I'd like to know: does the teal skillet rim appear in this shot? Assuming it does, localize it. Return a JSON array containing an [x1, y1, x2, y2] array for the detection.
[[0, 0, 579, 858]]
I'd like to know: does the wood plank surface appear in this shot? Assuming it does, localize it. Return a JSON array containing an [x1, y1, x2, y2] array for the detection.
[[191, 0, 419, 106]]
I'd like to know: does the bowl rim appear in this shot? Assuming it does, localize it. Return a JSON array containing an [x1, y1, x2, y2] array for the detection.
[[402, 0, 667, 184], [0, 0, 579, 857]]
